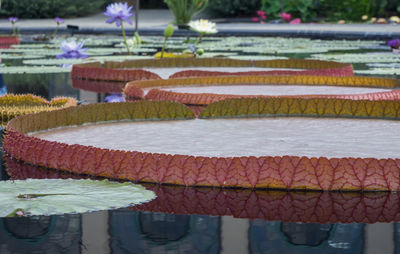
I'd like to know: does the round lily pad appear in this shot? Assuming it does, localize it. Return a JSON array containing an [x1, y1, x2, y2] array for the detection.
[[0, 179, 155, 217], [71, 58, 353, 93], [4, 100, 400, 191], [310, 52, 400, 63], [0, 66, 71, 74]]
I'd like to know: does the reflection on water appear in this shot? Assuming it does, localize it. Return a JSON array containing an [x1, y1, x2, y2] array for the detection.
[[250, 221, 364, 254], [0, 215, 81, 254], [1, 157, 399, 253], [110, 211, 220, 253], [0, 209, 390, 254]]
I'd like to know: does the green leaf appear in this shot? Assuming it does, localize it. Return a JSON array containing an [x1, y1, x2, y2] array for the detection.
[[0, 179, 156, 217]]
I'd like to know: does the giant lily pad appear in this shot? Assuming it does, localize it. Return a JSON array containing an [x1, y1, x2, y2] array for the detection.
[[124, 75, 399, 116], [4, 100, 400, 191], [71, 58, 354, 93], [0, 179, 155, 217]]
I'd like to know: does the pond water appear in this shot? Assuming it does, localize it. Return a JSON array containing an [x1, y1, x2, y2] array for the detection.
[[0, 158, 398, 254], [1, 35, 399, 253]]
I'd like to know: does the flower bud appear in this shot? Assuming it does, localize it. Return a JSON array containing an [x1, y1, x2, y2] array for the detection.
[[164, 25, 174, 38], [196, 48, 204, 56]]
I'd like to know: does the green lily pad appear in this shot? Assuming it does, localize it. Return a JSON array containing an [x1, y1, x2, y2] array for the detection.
[[22, 58, 96, 66], [0, 48, 125, 56], [11, 44, 58, 49], [310, 52, 400, 63], [0, 54, 45, 60], [227, 55, 288, 60], [51, 37, 122, 47], [92, 55, 154, 62], [354, 68, 400, 75], [0, 66, 71, 74], [0, 179, 155, 217]]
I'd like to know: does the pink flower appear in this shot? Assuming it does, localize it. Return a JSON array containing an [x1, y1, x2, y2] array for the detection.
[[289, 18, 301, 24], [257, 10, 266, 17], [253, 10, 267, 23], [279, 12, 292, 22]]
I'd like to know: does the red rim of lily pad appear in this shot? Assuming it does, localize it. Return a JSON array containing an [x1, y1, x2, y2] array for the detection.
[[5, 158, 400, 224], [71, 58, 354, 93], [0, 36, 20, 49], [124, 75, 400, 116], [4, 99, 400, 191]]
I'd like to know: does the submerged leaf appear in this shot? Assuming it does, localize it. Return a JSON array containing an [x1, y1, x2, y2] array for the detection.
[[0, 179, 156, 217]]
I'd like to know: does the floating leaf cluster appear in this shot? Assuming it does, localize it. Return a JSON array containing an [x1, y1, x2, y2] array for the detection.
[[0, 35, 396, 76]]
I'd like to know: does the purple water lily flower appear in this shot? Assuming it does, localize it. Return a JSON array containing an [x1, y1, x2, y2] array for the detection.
[[56, 40, 88, 59], [8, 17, 18, 24], [388, 39, 400, 49], [55, 17, 64, 25], [104, 2, 133, 27], [104, 93, 125, 103]]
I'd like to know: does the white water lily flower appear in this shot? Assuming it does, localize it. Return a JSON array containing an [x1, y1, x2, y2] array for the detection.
[[126, 38, 140, 49], [189, 19, 218, 34], [0, 179, 155, 217]]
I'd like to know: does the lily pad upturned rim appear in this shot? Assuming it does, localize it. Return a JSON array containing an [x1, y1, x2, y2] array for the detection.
[[4, 99, 400, 191], [124, 75, 400, 106], [0, 36, 20, 48], [5, 156, 400, 224]]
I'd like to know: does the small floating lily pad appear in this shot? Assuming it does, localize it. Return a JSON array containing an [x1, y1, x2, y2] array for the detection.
[[22, 58, 95, 66], [0, 179, 155, 217], [0, 54, 45, 60], [227, 55, 288, 60], [310, 52, 400, 63], [92, 55, 153, 62], [355, 68, 400, 76], [11, 44, 58, 49], [0, 66, 71, 74]]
